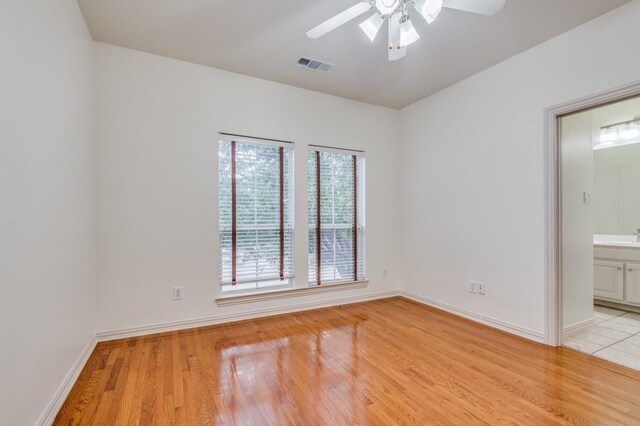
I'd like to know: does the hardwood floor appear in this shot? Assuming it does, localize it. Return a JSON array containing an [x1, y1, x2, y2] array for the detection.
[[55, 297, 640, 425]]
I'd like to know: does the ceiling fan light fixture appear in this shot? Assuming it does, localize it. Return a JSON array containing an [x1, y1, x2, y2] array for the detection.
[[415, 0, 444, 24], [305, 0, 506, 61], [359, 12, 385, 42], [375, 0, 401, 15], [399, 16, 420, 46]]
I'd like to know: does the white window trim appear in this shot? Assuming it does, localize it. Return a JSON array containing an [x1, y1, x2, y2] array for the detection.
[[216, 136, 369, 302], [219, 132, 293, 149], [307, 147, 367, 285], [215, 279, 369, 306], [217, 133, 296, 291], [308, 144, 365, 157]]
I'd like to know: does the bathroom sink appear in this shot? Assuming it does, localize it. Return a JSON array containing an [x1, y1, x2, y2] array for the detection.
[[594, 235, 640, 247]]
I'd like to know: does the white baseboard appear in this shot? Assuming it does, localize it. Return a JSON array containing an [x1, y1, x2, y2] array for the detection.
[[398, 291, 545, 343], [36, 335, 97, 426], [96, 290, 399, 342], [563, 317, 595, 337]]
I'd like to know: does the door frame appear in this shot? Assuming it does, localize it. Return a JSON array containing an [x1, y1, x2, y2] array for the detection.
[[544, 80, 640, 346]]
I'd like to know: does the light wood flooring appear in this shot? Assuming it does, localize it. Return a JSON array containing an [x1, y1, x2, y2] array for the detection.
[[55, 297, 640, 425]]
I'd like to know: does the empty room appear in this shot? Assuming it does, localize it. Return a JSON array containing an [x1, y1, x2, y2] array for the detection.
[[4, 0, 640, 424]]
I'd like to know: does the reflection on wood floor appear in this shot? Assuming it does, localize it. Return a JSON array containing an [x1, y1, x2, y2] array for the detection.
[[55, 297, 640, 425]]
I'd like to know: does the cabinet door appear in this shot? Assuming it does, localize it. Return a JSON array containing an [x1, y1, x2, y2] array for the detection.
[[594, 260, 624, 301], [625, 262, 640, 305]]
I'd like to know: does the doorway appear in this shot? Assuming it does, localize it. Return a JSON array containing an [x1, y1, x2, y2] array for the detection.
[[549, 86, 640, 371]]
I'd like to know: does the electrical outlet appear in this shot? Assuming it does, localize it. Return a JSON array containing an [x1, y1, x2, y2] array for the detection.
[[469, 281, 477, 294], [382, 267, 387, 278], [173, 287, 183, 301], [478, 283, 485, 295]]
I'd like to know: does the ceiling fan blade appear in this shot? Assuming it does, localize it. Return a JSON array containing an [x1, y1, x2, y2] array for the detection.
[[359, 12, 385, 42], [388, 13, 407, 62], [443, 0, 506, 16], [306, 1, 373, 39]]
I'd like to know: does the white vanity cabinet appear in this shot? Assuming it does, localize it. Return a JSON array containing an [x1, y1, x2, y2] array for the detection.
[[594, 260, 624, 301], [626, 261, 640, 305], [594, 244, 640, 308]]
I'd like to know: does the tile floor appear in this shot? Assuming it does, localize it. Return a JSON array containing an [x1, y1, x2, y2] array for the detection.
[[564, 305, 640, 371]]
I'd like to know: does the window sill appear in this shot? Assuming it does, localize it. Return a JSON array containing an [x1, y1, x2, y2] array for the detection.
[[215, 280, 369, 307]]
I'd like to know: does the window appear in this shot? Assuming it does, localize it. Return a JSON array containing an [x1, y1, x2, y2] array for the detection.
[[219, 136, 294, 293], [308, 147, 365, 285]]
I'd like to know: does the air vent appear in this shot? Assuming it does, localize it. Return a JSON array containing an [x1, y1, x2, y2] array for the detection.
[[295, 57, 334, 73]]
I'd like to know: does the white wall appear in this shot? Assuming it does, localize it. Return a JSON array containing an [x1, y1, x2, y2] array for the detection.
[[561, 111, 594, 330], [95, 43, 402, 334], [0, 1, 96, 424], [399, 0, 640, 337]]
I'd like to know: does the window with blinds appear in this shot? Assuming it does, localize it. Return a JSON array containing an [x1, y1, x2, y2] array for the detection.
[[308, 147, 365, 285], [219, 137, 294, 292]]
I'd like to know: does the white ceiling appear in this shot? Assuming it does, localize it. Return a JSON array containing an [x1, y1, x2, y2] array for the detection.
[[77, 0, 632, 109]]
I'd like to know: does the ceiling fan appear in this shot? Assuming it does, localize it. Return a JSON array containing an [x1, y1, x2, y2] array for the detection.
[[306, 0, 506, 61]]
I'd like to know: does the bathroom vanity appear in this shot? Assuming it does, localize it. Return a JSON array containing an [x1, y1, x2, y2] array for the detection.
[[594, 235, 640, 311]]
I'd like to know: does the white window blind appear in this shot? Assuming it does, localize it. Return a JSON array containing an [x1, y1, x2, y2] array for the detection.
[[219, 137, 294, 292], [308, 147, 365, 285]]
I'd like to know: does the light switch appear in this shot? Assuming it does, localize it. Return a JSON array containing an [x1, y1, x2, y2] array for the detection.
[[583, 190, 591, 205]]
